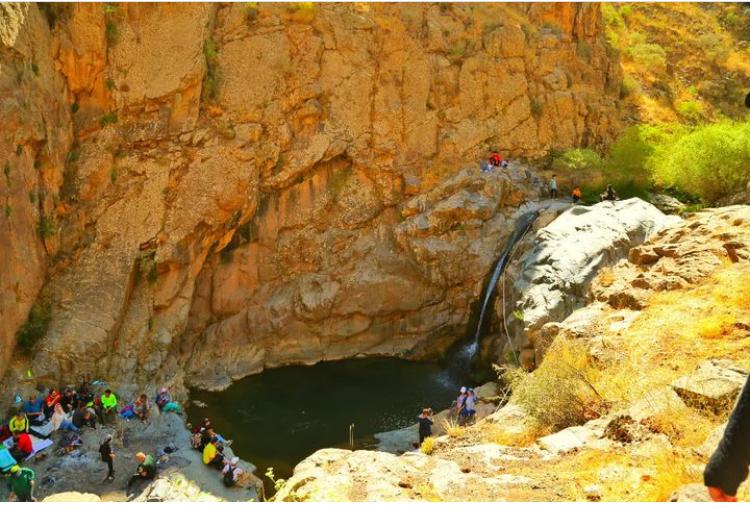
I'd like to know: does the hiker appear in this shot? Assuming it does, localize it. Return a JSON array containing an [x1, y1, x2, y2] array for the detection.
[[222, 457, 243, 487], [418, 408, 433, 445], [155, 388, 171, 411], [571, 186, 582, 204], [134, 394, 150, 422], [704, 376, 750, 501], [460, 388, 477, 426], [452, 387, 468, 418], [60, 387, 76, 414], [72, 403, 96, 430], [101, 389, 118, 424], [203, 436, 224, 469], [600, 184, 619, 202], [127, 452, 156, 490], [548, 175, 558, 199], [5, 465, 35, 502], [22, 394, 45, 426], [489, 151, 502, 167], [99, 435, 115, 482], [43, 389, 61, 420], [10, 431, 33, 462], [50, 404, 78, 433]]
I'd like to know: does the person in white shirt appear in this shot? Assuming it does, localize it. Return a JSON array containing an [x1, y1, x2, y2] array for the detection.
[[222, 457, 243, 487]]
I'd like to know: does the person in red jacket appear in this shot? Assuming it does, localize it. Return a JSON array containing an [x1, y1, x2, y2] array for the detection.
[[44, 389, 61, 420], [10, 431, 33, 462]]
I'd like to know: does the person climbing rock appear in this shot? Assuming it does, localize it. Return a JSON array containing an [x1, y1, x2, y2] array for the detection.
[[101, 389, 118, 424], [127, 452, 156, 490], [222, 457, 243, 487], [99, 435, 115, 482], [571, 186, 582, 204], [418, 408, 433, 445], [548, 175, 558, 199], [704, 376, 750, 501], [5, 465, 36, 502], [600, 184, 619, 202]]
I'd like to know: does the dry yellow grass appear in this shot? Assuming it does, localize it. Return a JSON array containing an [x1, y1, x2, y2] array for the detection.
[[420, 436, 437, 455], [442, 418, 466, 438]]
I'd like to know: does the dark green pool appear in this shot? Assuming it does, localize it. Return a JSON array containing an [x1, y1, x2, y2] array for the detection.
[[187, 357, 462, 490]]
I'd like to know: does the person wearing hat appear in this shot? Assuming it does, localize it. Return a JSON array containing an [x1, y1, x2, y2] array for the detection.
[[99, 435, 115, 482], [5, 464, 36, 502], [221, 457, 243, 487]]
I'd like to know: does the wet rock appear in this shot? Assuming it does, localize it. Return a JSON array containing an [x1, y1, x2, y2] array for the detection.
[[671, 360, 748, 414]]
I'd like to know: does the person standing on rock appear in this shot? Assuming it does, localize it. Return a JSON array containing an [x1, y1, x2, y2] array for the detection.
[[704, 376, 750, 501], [99, 435, 115, 482], [5, 465, 36, 502], [418, 408, 433, 445], [548, 175, 558, 199]]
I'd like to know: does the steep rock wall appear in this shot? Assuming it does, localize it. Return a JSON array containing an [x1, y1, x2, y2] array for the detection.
[[0, 3, 622, 395]]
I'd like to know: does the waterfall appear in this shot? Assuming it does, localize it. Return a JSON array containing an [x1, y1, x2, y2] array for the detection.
[[451, 210, 540, 370]]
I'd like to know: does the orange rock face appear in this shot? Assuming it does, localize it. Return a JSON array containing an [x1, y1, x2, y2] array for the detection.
[[0, 3, 622, 395]]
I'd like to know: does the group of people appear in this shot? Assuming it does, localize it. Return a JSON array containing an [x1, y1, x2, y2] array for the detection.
[[547, 174, 618, 204], [191, 418, 244, 488], [417, 386, 479, 446], [1, 377, 179, 501], [481, 151, 509, 173]]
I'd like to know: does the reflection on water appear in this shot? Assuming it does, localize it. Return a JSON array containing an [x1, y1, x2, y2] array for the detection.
[[187, 357, 463, 490]]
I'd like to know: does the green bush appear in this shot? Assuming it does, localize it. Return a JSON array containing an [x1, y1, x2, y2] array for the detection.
[[628, 42, 667, 71], [105, 21, 117, 44], [203, 38, 219, 100], [649, 120, 750, 203], [16, 299, 52, 352], [676, 100, 705, 123], [100, 112, 118, 126], [697, 33, 730, 63], [37, 215, 57, 238], [551, 148, 603, 175]]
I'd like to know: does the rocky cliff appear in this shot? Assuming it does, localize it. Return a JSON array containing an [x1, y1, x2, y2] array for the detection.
[[0, 3, 622, 395]]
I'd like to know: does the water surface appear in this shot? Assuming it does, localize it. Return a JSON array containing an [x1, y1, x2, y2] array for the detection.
[[187, 357, 462, 488]]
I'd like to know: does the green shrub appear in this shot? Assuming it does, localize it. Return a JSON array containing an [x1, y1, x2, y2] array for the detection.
[[105, 21, 117, 44], [37, 215, 57, 238], [676, 100, 705, 123], [100, 112, 118, 126], [105, 78, 115, 91], [605, 124, 672, 181], [576, 39, 592, 61], [5, 204, 11, 218], [203, 38, 219, 100], [628, 42, 667, 71], [31, 62, 39, 76], [3, 161, 10, 182], [530, 97, 544, 118], [649, 120, 750, 203], [16, 299, 52, 352], [245, 2, 259, 26], [551, 148, 603, 175], [620, 76, 639, 99], [697, 33, 730, 63], [70, 102, 79, 114], [506, 340, 603, 432], [110, 168, 118, 183], [16, 145, 22, 155]]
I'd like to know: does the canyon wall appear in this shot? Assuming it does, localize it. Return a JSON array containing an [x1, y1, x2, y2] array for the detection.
[[0, 3, 622, 395]]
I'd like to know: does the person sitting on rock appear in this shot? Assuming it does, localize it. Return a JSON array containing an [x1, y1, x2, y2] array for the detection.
[[134, 394, 150, 422], [489, 151, 502, 167], [222, 457, 243, 487], [50, 403, 78, 434], [43, 389, 61, 420], [155, 388, 171, 411], [9, 431, 33, 462], [60, 387, 76, 414], [127, 452, 156, 490], [600, 184, 619, 202], [203, 436, 224, 469], [571, 186, 582, 204], [72, 403, 97, 430], [22, 394, 45, 426], [101, 389, 118, 424], [704, 375, 750, 501], [418, 408, 433, 445]]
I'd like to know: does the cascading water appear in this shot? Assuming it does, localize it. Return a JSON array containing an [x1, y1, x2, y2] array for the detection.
[[450, 210, 540, 372]]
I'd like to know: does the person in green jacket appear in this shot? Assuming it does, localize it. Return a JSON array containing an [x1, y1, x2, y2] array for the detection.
[[6, 464, 36, 502], [101, 389, 118, 424]]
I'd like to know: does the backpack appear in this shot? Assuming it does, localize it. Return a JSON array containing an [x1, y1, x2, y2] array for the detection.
[[223, 465, 235, 486]]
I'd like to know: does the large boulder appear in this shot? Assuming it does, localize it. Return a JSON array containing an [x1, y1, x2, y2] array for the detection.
[[506, 198, 681, 363], [671, 360, 748, 414]]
